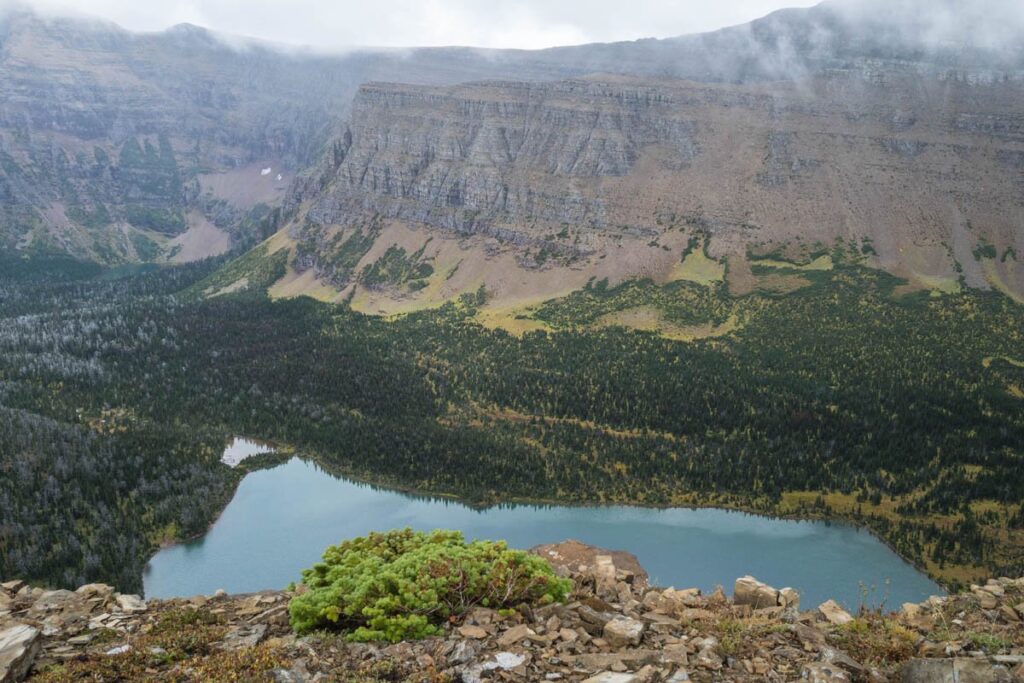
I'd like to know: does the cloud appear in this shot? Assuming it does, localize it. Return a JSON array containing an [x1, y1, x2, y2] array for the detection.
[[827, 0, 1024, 52], [2, 0, 820, 50]]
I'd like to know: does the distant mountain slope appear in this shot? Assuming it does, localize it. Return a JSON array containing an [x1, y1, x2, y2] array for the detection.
[[2, 0, 1023, 284], [0, 13, 582, 264], [267, 70, 1023, 310]]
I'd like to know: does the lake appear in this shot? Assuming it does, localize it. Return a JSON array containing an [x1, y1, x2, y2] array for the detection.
[[144, 457, 941, 609], [220, 437, 274, 467]]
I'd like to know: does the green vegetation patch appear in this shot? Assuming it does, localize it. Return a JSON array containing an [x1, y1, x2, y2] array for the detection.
[[289, 529, 571, 641], [295, 219, 383, 287], [124, 205, 186, 234], [187, 244, 288, 299], [361, 241, 435, 289], [973, 240, 998, 261], [66, 204, 111, 230], [130, 230, 163, 261], [535, 278, 738, 329]]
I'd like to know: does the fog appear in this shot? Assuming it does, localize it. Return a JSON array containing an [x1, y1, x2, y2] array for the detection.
[[828, 0, 1024, 53], [1, 0, 821, 50], [1, 0, 1021, 73]]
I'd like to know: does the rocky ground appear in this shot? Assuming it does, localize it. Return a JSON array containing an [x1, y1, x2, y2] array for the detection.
[[1, 541, 1022, 682]]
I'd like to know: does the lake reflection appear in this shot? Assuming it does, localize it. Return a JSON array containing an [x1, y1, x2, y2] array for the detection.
[[145, 457, 941, 609]]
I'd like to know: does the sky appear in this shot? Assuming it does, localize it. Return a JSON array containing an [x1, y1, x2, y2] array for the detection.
[[7, 0, 821, 50]]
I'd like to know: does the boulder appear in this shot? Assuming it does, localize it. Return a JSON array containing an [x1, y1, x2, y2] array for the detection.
[[733, 576, 780, 609], [113, 594, 146, 614], [530, 541, 648, 589], [779, 587, 801, 610], [818, 600, 854, 626], [74, 584, 114, 599], [0, 624, 40, 683], [593, 555, 619, 597], [483, 652, 526, 670], [27, 590, 76, 617], [998, 605, 1019, 623], [577, 605, 616, 635], [602, 617, 645, 648], [692, 636, 722, 670]]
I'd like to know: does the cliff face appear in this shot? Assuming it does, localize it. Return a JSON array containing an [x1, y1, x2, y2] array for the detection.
[[0, 13, 589, 264], [0, 14, 357, 262], [4, 0, 1024, 285], [302, 80, 700, 236], [286, 67, 1024, 304]]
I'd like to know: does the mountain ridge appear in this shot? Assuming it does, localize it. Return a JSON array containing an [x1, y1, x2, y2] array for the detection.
[[256, 67, 1024, 313], [3, 0, 1024, 271]]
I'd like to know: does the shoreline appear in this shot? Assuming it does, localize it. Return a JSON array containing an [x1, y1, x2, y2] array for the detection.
[[144, 447, 952, 598]]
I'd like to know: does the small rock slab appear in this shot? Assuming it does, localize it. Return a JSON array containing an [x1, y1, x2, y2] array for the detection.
[[483, 652, 526, 670], [803, 661, 851, 682], [0, 624, 40, 683], [603, 617, 645, 648], [497, 624, 534, 646], [901, 658, 1015, 683], [114, 594, 147, 614], [582, 673, 638, 683], [221, 624, 268, 651], [457, 625, 488, 639], [734, 576, 779, 609], [818, 600, 853, 626]]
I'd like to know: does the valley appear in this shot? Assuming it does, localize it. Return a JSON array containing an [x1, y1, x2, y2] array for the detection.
[[0, 6, 1023, 679], [0, 254, 1021, 597]]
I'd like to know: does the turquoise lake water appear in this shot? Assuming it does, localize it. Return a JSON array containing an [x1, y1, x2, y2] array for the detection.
[[144, 457, 941, 609]]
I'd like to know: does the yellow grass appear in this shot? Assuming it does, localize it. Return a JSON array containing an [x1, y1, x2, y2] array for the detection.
[[755, 255, 834, 271], [982, 356, 1024, 369], [669, 245, 725, 285], [475, 306, 552, 336], [268, 266, 339, 302], [593, 307, 740, 341], [982, 259, 1024, 304], [912, 273, 962, 295]]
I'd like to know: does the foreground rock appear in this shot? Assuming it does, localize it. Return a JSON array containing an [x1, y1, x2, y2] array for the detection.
[[0, 625, 39, 683], [0, 544, 1021, 681]]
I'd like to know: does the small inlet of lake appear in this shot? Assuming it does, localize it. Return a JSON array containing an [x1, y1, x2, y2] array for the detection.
[[144, 457, 941, 609], [220, 437, 274, 467]]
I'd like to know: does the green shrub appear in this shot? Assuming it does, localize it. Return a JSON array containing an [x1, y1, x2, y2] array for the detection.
[[972, 241, 997, 261], [288, 529, 572, 641]]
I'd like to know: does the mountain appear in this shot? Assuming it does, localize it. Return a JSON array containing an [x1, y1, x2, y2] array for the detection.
[[268, 72, 1021, 313], [2, 1, 1023, 304], [0, 11, 584, 264], [256, 0, 1024, 311]]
